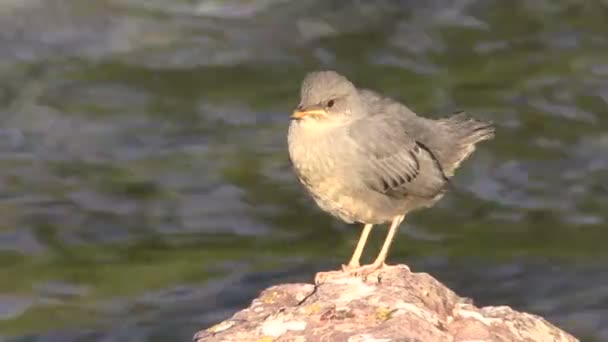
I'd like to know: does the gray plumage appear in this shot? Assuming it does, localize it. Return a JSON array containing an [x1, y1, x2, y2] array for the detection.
[[288, 70, 494, 225]]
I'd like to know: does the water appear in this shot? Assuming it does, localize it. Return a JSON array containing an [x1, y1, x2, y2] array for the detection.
[[0, 0, 607, 341]]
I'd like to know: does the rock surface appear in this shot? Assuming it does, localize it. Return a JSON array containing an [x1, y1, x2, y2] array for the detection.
[[194, 265, 579, 342]]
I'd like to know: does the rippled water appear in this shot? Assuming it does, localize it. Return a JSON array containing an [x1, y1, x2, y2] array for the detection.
[[0, 0, 607, 341]]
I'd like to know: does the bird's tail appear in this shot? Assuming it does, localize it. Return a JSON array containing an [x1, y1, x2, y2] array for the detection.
[[444, 111, 495, 145], [438, 111, 495, 175]]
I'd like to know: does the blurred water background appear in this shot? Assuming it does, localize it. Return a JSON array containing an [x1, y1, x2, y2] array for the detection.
[[0, 0, 607, 341]]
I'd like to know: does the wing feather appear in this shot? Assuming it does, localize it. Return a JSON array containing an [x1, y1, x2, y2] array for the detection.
[[347, 117, 447, 199]]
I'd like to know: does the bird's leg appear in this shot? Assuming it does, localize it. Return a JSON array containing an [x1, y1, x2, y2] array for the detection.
[[314, 223, 373, 285], [342, 223, 373, 270], [314, 216, 407, 284], [352, 214, 406, 276], [371, 214, 405, 268]]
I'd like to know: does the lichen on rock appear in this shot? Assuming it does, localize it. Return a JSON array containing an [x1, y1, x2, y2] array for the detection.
[[193, 265, 579, 342]]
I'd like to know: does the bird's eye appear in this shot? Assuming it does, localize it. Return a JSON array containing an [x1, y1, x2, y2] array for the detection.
[[327, 100, 335, 108]]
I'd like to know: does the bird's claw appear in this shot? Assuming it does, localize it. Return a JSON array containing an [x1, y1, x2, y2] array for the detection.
[[314, 270, 345, 285], [341, 263, 359, 272], [315, 262, 399, 285]]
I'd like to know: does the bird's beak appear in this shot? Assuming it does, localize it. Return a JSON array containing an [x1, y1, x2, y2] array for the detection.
[[291, 105, 328, 120]]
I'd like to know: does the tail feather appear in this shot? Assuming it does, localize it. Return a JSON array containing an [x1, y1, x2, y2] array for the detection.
[[439, 111, 495, 175], [445, 111, 495, 143]]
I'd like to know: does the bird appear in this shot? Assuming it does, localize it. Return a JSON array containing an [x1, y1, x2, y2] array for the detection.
[[287, 70, 495, 284]]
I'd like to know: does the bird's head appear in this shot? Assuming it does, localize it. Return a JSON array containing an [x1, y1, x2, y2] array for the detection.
[[291, 71, 364, 123]]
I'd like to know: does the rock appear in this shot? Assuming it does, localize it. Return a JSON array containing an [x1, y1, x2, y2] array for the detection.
[[193, 265, 579, 342]]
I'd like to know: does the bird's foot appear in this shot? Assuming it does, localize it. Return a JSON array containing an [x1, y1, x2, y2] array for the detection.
[[341, 262, 359, 272], [314, 269, 350, 285], [315, 262, 406, 285], [311, 262, 362, 284]]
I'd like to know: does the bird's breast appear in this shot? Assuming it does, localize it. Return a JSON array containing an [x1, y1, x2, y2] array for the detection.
[[287, 121, 402, 224], [287, 121, 339, 185]]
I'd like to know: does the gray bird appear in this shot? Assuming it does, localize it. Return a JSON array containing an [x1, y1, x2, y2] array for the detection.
[[288, 70, 495, 283]]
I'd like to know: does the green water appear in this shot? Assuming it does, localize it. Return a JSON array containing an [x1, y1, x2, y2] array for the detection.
[[0, 0, 607, 341]]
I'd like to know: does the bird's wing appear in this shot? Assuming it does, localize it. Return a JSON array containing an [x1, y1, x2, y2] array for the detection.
[[346, 117, 448, 199]]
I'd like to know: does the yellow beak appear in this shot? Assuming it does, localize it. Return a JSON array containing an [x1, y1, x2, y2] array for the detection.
[[291, 108, 328, 119]]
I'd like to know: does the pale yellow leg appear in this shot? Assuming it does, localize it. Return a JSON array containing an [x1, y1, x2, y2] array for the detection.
[[314, 216, 407, 285], [368, 214, 405, 268], [344, 223, 373, 269]]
